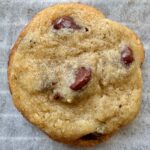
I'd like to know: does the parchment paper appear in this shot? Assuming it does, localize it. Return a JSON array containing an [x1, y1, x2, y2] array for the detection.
[[0, 0, 150, 149]]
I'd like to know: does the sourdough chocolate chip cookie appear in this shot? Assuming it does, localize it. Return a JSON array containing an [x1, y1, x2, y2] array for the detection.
[[8, 3, 144, 146]]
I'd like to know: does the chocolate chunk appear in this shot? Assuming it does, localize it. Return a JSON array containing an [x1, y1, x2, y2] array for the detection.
[[52, 81, 57, 85], [53, 16, 81, 30], [85, 27, 89, 32], [119, 104, 122, 108], [51, 82, 57, 90], [70, 67, 91, 91], [80, 132, 102, 140], [48, 82, 57, 91], [53, 92, 63, 100], [121, 46, 134, 66]]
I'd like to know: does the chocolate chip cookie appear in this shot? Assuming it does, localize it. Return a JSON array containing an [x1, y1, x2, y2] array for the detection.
[[8, 3, 144, 146]]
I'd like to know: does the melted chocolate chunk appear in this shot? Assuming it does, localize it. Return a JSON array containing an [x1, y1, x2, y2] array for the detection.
[[80, 132, 102, 140], [52, 82, 56, 85], [121, 46, 134, 66], [85, 27, 89, 32], [50, 82, 57, 90], [53, 16, 81, 30], [70, 67, 92, 91], [53, 92, 63, 100], [119, 104, 122, 108]]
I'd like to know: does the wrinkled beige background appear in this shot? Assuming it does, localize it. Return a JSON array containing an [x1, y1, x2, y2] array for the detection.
[[0, 0, 149, 150]]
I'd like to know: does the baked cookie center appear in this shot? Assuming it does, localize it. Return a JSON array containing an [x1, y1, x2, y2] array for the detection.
[[18, 43, 135, 103]]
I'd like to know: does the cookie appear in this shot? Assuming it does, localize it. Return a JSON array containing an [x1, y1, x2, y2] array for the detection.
[[8, 3, 144, 147]]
